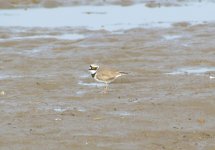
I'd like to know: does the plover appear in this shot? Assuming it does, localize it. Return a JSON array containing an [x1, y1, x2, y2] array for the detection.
[[88, 64, 127, 92]]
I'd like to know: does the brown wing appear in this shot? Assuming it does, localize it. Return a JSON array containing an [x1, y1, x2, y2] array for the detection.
[[96, 68, 121, 82]]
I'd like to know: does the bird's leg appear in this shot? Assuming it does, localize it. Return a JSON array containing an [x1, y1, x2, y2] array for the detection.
[[106, 83, 108, 91], [103, 83, 108, 93]]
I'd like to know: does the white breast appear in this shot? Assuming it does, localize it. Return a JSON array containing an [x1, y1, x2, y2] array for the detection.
[[89, 70, 97, 74]]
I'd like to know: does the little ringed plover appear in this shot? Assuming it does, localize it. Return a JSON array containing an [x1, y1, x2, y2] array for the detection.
[[88, 64, 127, 92]]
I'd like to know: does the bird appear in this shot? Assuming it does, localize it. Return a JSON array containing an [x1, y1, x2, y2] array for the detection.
[[88, 64, 127, 92], [209, 72, 215, 79]]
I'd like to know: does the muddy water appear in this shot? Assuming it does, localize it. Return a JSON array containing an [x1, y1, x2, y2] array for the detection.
[[1, 2, 215, 150]]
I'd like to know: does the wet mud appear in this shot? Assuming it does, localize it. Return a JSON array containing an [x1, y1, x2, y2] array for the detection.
[[1, 1, 215, 150], [0, 0, 197, 9]]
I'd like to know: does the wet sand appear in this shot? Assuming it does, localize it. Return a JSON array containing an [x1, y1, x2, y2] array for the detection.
[[1, 1, 215, 150], [0, 0, 191, 9]]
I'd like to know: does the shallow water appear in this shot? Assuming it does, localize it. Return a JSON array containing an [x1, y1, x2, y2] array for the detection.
[[0, 33, 85, 42], [0, 2, 215, 30], [167, 67, 215, 75]]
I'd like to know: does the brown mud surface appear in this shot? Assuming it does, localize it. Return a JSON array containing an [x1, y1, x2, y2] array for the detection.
[[1, 2, 215, 149], [1, 23, 215, 150], [0, 0, 198, 8]]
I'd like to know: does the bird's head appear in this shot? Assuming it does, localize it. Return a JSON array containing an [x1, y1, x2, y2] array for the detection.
[[88, 64, 99, 74]]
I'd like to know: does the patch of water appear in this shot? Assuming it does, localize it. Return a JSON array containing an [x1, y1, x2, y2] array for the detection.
[[0, 33, 85, 42], [0, 73, 57, 80], [40, 105, 87, 113], [74, 107, 87, 112], [167, 67, 215, 75], [78, 81, 105, 87], [107, 111, 133, 117], [0, 74, 24, 80], [163, 35, 182, 40], [76, 90, 87, 96], [53, 108, 67, 112], [0, 2, 215, 31]]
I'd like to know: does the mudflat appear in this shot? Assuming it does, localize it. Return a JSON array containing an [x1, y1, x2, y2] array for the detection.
[[0, 1, 215, 150]]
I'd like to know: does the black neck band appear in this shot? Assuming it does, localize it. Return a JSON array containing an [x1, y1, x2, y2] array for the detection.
[[91, 73, 96, 78]]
